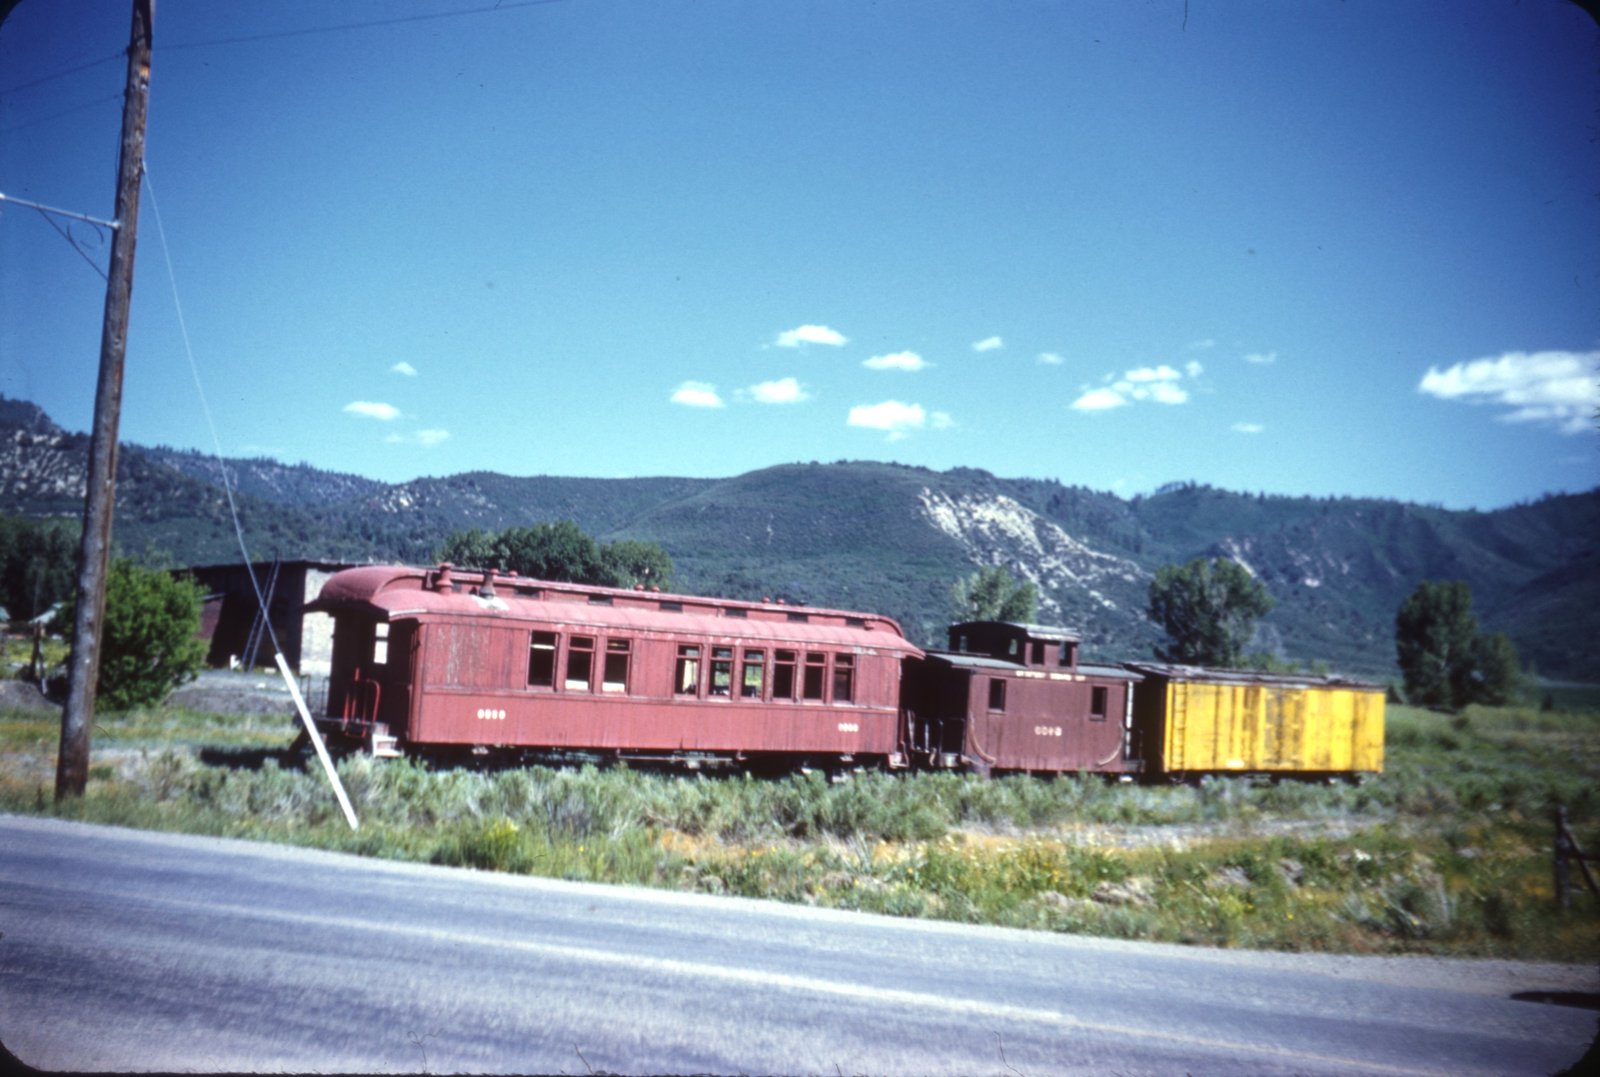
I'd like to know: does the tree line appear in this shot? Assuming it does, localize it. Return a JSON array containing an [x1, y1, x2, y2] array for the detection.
[[4, 507, 1528, 714]]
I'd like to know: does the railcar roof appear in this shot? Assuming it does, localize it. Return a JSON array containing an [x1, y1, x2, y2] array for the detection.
[[923, 650, 1142, 680], [310, 564, 923, 656], [1121, 662, 1384, 691], [948, 620, 1082, 640]]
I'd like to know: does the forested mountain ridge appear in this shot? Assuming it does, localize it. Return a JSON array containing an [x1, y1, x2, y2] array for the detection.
[[1, 394, 1593, 680]]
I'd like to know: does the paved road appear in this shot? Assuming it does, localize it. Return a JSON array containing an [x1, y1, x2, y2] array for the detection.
[[2, 814, 1595, 1074]]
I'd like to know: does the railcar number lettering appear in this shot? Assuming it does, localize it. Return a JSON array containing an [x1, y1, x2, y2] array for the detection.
[[476, 708, 507, 721], [1033, 725, 1063, 737], [837, 722, 860, 733]]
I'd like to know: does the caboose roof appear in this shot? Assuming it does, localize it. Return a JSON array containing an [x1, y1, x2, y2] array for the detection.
[[924, 650, 1141, 680], [947, 620, 1082, 641]]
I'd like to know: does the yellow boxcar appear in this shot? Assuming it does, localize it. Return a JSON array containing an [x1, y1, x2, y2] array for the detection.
[[1125, 663, 1384, 779]]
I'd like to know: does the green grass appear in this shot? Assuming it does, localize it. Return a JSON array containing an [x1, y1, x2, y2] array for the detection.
[[2, 700, 1596, 961]]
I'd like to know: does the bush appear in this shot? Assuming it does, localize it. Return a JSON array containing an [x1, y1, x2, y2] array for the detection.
[[58, 560, 206, 711]]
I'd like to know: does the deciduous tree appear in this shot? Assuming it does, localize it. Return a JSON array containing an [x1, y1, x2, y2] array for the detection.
[[1395, 581, 1521, 708], [951, 564, 1038, 623], [1147, 556, 1274, 667]]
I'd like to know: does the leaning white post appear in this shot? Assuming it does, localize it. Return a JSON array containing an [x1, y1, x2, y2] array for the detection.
[[276, 652, 360, 831]]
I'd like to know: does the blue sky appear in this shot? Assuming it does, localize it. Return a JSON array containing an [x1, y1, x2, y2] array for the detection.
[[2, 0, 1597, 511]]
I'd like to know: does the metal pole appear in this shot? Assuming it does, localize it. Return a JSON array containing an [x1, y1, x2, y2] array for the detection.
[[56, 0, 154, 801]]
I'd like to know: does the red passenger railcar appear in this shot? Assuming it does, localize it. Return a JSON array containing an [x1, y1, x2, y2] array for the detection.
[[904, 621, 1142, 776], [307, 564, 923, 769]]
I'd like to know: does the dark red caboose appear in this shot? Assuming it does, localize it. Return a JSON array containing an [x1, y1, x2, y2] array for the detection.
[[307, 563, 923, 769], [904, 621, 1142, 776]]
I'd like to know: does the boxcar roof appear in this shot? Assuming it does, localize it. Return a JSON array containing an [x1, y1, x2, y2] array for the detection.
[[309, 564, 924, 656], [1121, 662, 1383, 691]]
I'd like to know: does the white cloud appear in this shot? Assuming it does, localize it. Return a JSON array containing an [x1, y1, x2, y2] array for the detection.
[[972, 336, 1004, 353], [1069, 387, 1129, 412], [1244, 350, 1277, 365], [670, 381, 725, 408], [747, 377, 810, 404], [385, 428, 451, 446], [848, 400, 927, 439], [1123, 364, 1182, 383], [344, 401, 401, 421], [1037, 352, 1064, 366], [1071, 360, 1205, 414], [930, 410, 955, 429], [774, 324, 848, 348], [1190, 338, 1216, 350], [1232, 422, 1265, 434], [1147, 381, 1189, 405], [1418, 349, 1600, 434], [390, 361, 418, 377], [862, 350, 928, 372]]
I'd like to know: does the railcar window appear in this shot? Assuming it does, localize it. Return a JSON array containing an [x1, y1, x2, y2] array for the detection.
[[803, 652, 826, 700], [587, 594, 613, 605], [372, 622, 390, 665], [956, 634, 968, 653], [710, 647, 734, 697], [832, 653, 854, 703], [566, 636, 595, 691], [675, 646, 701, 695], [725, 608, 748, 618], [773, 649, 797, 700], [528, 631, 558, 688], [988, 678, 1006, 713], [846, 616, 865, 628], [1059, 640, 1074, 666], [786, 612, 810, 623], [1031, 641, 1045, 666], [741, 650, 765, 698], [1007, 638, 1019, 657], [660, 600, 684, 612], [603, 639, 631, 693], [1091, 686, 1108, 720]]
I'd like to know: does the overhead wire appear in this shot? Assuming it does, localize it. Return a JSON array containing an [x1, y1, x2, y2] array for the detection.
[[143, 161, 360, 830], [31, 206, 108, 280], [159, 0, 568, 51]]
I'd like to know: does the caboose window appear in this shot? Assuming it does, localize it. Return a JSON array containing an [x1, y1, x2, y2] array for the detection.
[[1090, 686, 1108, 720], [372, 622, 390, 665], [710, 647, 734, 697], [528, 631, 558, 688], [566, 636, 595, 691], [603, 639, 631, 693], [803, 652, 826, 700], [675, 646, 701, 695], [741, 650, 765, 698], [832, 654, 855, 703], [773, 650, 797, 700], [1031, 641, 1045, 666], [1059, 640, 1074, 666], [988, 678, 1007, 712]]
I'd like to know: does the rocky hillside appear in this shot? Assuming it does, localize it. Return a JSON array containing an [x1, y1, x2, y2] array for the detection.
[[2, 394, 1594, 680]]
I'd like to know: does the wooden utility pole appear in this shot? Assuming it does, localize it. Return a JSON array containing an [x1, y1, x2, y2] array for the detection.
[[56, 0, 154, 800]]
